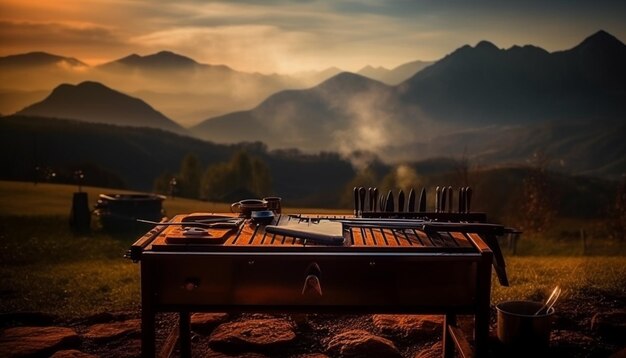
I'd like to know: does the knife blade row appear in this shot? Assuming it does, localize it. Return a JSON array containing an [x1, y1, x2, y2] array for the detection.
[[353, 186, 473, 216]]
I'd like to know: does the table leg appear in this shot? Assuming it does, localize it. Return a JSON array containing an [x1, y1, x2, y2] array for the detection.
[[443, 313, 456, 358], [179, 311, 191, 358], [141, 262, 155, 358], [475, 251, 493, 357]]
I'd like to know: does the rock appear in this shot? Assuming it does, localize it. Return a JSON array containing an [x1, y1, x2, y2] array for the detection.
[[325, 329, 402, 358], [191, 313, 230, 332], [0, 326, 79, 357], [414, 342, 442, 358], [50, 349, 99, 358], [209, 318, 296, 351], [83, 319, 140, 342], [591, 310, 626, 342], [372, 315, 443, 338]]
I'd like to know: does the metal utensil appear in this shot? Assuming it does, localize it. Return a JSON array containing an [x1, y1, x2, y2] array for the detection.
[[435, 186, 441, 212], [440, 186, 447, 213], [137, 218, 242, 229], [372, 187, 379, 212], [385, 190, 394, 212], [447, 186, 453, 213], [465, 186, 473, 213], [418, 187, 426, 212], [397, 190, 405, 212], [458, 187, 466, 213], [353, 187, 359, 216], [407, 188, 416, 212], [358, 187, 366, 215], [535, 286, 562, 315]]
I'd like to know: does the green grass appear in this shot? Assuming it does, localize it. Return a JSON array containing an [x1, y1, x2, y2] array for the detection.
[[0, 180, 232, 217], [492, 256, 626, 304], [0, 180, 624, 318]]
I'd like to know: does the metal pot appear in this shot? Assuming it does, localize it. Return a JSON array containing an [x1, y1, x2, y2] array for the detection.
[[496, 300, 554, 350]]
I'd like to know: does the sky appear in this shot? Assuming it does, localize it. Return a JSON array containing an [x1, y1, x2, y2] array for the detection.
[[1, 0, 625, 74]]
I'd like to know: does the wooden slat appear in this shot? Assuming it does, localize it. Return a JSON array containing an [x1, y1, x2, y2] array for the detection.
[[449, 232, 473, 248], [395, 229, 414, 247]]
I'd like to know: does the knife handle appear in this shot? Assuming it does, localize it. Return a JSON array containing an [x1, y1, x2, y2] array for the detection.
[[465, 186, 473, 213], [372, 187, 379, 212], [407, 188, 415, 212], [448, 186, 453, 213], [439, 186, 448, 213], [358, 187, 366, 215], [458, 187, 466, 213], [385, 190, 395, 212], [418, 187, 426, 212], [397, 190, 405, 212], [368, 187, 373, 212], [435, 186, 441, 213], [353, 187, 359, 216]]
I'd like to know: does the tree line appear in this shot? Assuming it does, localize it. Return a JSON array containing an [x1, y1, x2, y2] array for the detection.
[[153, 150, 272, 201]]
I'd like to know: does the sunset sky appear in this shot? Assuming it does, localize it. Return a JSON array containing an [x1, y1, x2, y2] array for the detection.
[[1, 0, 625, 73]]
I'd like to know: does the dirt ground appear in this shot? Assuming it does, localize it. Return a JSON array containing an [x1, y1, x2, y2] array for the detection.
[[51, 288, 624, 358]]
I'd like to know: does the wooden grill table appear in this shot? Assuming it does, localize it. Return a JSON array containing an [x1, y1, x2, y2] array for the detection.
[[129, 212, 509, 358]]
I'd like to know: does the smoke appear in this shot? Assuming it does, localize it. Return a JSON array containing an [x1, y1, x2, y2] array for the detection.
[[395, 164, 421, 191], [322, 82, 443, 168]]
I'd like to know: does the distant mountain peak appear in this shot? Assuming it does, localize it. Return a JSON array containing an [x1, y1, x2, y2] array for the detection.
[[475, 40, 499, 51], [577, 29, 625, 49], [108, 50, 198, 68], [18, 81, 184, 133], [0, 51, 86, 67]]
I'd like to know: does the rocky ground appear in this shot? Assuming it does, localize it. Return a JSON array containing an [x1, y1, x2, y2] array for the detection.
[[1, 291, 624, 357]]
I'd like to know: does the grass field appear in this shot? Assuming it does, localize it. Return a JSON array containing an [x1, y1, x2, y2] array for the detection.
[[0, 180, 624, 318]]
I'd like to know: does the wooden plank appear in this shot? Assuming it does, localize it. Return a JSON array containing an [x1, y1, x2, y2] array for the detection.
[[449, 232, 473, 248], [393, 229, 411, 246], [448, 323, 474, 358]]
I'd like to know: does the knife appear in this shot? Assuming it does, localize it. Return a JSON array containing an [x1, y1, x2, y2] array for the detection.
[[372, 187, 379, 212], [368, 187, 374, 212], [440, 186, 447, 213], [448, 186, 453, 213], [418, 187, 426, 212], [435, 186, 441, 213], [397, 190, 405, 212], [465, 186, 473, 213], [385, 190, 395, 212], [407, 188, 416, 212], [379, 195, 386, 214], [458, 187, 466, 213], [358, 187, 366, 215], [353, 187, 359, 216]]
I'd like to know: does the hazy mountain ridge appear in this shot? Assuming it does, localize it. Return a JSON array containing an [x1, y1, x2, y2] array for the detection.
[[0, 51, 86, 68], [357, 60, 434, 85], [16, 81, 185, 134], [191, 30, 626, 178], [0, 50, 345, 126], [398, 30, 626, 124], [192, 72, 428, 153]]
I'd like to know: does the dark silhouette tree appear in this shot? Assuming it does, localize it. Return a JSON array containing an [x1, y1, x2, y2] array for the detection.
[[179, 153, 202, 198]]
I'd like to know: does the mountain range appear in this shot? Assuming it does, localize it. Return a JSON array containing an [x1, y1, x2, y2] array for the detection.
[[0, 50, 428, 125], [189, 30, 626, 177], [357, 60, 433, 85], [2, 30, 624, 179]]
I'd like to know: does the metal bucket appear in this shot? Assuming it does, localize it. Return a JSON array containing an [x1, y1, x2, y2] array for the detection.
[[496, 300, 554, 350]]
